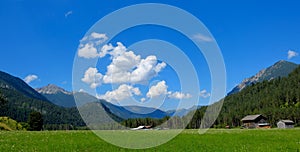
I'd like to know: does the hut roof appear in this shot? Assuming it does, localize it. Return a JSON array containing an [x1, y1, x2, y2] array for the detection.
[[279, 120, 295, 124], [241, 114, 265, 121]]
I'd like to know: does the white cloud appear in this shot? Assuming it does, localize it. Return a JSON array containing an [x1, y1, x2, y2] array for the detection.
[[65, 11, 73, 18], [287, 50, 298, 59], [24, 74, 38, 84], [192, 33, 213, 42], [78, 32, 108, 59], [102, 43, 166, 84], [78, 43, 98, 59], [168, 92, 192, 99], [99, 44, 114, 58], [90, 32, 108, 45], [81, 67, 103, 89], [146, 81, 168, 98], [108, 42, 127, 57], [130, 56, 166, 84], [97, 84, 141, 102], [199, 89, 211, 98], [79, 42, 166, 89], [145, 81, 192, 100], [103, 50, 141, 84]]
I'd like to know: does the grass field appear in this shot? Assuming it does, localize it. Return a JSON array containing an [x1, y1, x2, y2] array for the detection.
[[1, 129, 300, 151]]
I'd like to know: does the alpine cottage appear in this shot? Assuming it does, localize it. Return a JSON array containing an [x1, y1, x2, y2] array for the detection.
[[277, 120, 295, 129], [241, 114, 270, 129]]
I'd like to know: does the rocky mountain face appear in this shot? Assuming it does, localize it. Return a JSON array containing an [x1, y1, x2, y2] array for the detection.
[[36, 84, 97, 108], [36, 84, 72, 95], [228, 60, 299, 95]]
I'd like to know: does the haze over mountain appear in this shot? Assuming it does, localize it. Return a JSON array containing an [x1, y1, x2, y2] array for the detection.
[[228, 60, 299, 95]]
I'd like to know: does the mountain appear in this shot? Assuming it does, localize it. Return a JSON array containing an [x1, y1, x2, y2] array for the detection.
[[37, 84, 169, 119], [0, 71, 85, 127], [0, 71, 48, 101], [166, 105, 201, 117], [36, 84, 71, 95], [100, 100, 169, 119], [228, 60, 299, 95], [0, 70, 168, 130], [36, 84, 98, 108], [187, 64, 300, 128]]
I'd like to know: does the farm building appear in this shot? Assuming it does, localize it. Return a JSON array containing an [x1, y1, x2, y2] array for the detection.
[[277, 120, 295, 129], [131, 125, 152, 130], [241, 114, 271, 129]]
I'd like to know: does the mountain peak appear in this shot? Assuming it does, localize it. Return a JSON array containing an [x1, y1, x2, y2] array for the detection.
[[273, 60, 296, 67], [228, 60, 298, 95], [275, 60, 290, 64], [36, 84, 71, 95]]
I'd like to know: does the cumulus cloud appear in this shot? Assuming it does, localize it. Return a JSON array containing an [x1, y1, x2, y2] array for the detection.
[[130, 56, 166, 84], [81, 67, 103, 89], [192, 33, 213, 42], [146, 81, 168, 98], [99, 44, 114, 58], [24, 74, 38, 84], [287, 50, 298, 59], [78, 43, 98, 59], [102, 42, 166, 84], [97, 84, 141, 102], [168, 92, 192, 99], [78, 32, 108, 58], [108, 42, 127, 57], [103, 50, 141, 84], [81, 32, 108, 45], [90, 33, 108, 45], [145, 81, 192, 100], [199, 89, 211, 98], [79, 41, 166, 89]]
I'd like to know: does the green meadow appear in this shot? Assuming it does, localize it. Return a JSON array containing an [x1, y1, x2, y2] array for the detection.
[[1, 129, 300, 151]]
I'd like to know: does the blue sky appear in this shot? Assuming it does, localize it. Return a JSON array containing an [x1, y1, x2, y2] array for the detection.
[[0, 0, 299, 110]]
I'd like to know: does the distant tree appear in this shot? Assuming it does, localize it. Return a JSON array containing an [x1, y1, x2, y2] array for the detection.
[[19, 122, 30, 130], [28, 111, 43, 131], [0, 93, 7, 107]]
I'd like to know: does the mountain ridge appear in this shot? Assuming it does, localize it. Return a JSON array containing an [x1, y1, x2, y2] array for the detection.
[[36, 84, 171, 119], [0, 71, 48, 101], [228, 60, 298, 95], [36, 84, 98, 108], [36, 84, 72, 95], [0, 71, 86, 127]]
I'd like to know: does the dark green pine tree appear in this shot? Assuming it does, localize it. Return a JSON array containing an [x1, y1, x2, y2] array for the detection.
[[28, 111, 43, 131], [0, 92, 7, 107]]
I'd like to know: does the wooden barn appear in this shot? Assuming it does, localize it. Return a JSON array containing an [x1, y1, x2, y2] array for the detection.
[[277, 120, 295, 129], [241, 114, 270, 129]]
